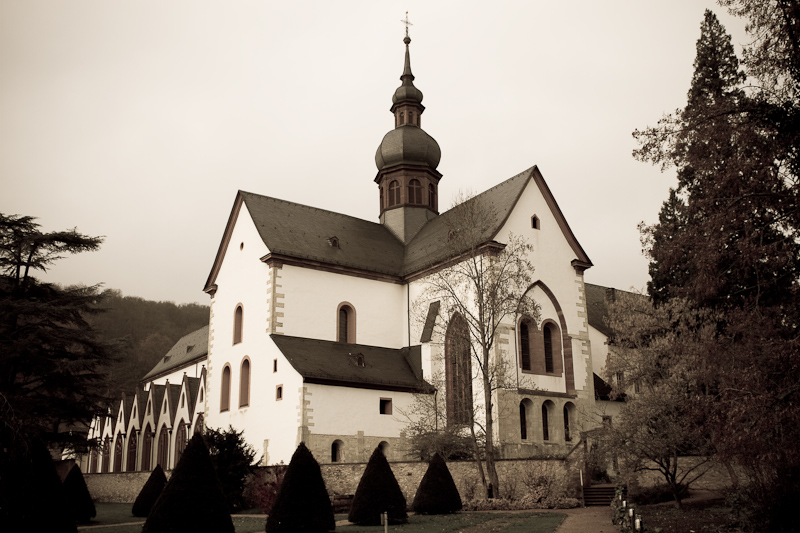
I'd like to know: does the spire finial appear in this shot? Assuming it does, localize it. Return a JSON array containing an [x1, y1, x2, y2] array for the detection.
[[401, 11, 412, 41]]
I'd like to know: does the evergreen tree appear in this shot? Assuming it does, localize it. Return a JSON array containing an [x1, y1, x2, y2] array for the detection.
[[0, 214, 112, 449], [266, 442, 334, 533], [142, 434, 233, 533], [204, 425, 256, 512], [632, 9, 800, 531], [63, 464, 96, 523], [348, 446, 407, 526], [131, 464, 167, 517], [412, 453, 462, 515]]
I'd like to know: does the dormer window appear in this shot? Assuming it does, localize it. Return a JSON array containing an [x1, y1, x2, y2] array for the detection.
[[327, 237, 340, 248]]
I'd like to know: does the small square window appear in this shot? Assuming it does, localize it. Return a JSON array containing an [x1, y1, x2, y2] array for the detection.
[[380, 398, 392, 415], [273, 359, 278, 373], [276, 385, 283, 401]]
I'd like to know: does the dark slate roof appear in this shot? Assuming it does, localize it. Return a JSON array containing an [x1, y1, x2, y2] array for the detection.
[[134, 388, 148, 426], [241, 192, 406, 276], [270, 334, 432, 393], [166, 383, 181, 422], [594, 373, 622, 402], [205, 165, 593, 290], [142, 326, 209, 382], [149, 385, 166, 427], [183, 376, 201, 414], [585, 283, 645, 338]]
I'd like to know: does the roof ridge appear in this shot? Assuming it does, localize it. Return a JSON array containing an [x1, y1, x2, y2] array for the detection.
[[240, 190, 385, 228]]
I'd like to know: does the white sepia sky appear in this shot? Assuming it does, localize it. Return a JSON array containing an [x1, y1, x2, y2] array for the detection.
[[1, 1, 748, 305]]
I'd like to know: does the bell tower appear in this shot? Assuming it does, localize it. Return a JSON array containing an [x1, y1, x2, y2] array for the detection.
[[375, 24, 442, 243]]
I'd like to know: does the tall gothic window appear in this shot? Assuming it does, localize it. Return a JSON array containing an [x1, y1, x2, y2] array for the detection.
[[101, 437, 111, 473], [156, 429, 169, 469], [519, 401, 528, 440], [126, 431, 138, 471], [220, 365, 231, 412], [239, 358, 251, 408], [174, 421, 187, 465], [388, 181, 400, 207], [428, 184, 436, 209], [113, 437, 124, 472], [543, 324, 554, 373], [519, 321, 532, 371], [542, 402, 552, 441], [233, 304, 243, 344], [445, 313, 473, 426], [564, 403, 574, 442], [408, 179, 422, 204], [142, 425, 153, 471]]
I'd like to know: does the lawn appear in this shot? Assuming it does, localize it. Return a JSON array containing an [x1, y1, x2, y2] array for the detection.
[[637, 495, 741, 533], [80, 504, 565, 533]]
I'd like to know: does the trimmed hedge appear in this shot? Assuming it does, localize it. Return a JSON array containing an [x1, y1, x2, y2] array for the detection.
[[348, 446, 407, 525], [142, 434, 233, 533], [412, 452, 462, 514], [63, 464, 96, 523], [266, 442, 334, 533], [131, 464, 168, 517]]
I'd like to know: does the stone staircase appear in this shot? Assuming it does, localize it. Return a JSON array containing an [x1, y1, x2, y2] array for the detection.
[[583, 484, 618, 506]]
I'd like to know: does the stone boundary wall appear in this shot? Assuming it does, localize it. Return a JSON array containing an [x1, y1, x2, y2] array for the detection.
[[85, 458, 567, 503], [632, 457, 742, 492]]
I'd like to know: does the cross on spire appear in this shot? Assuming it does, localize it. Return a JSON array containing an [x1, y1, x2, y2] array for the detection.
[[401, 11, 412, 38]]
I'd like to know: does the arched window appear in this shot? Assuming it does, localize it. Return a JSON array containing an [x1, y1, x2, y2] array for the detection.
[[388, 181, 400, 207], [380, 188, 384, 210], [543, 324, 554, 374], [156, 429, 169, 469], [194, 414, 204, 435], [564, 402, 576, 442], [519, 402, 528, 440], [113, 436, 124, 472], [519, 320, 532, 371], [89, 447, 98, 473], [127, 431, 138, 471], [445, 313, 473, 426], [233, 305, 243, 344], [101, 437, 111, 473], [542, 401, 553, 441], [428, 184, 436, 209], [220, 365, 231, 412], [337, 303, 356, 343], [141, 425, 153, 471], [174, 421, 187, 466], [408, 179, 422, 204], [331, 440, 343, 462], [239, 358, 251, 408]]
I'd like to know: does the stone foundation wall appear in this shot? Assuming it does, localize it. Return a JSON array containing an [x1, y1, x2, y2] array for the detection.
[[84, 471, 170, 503]]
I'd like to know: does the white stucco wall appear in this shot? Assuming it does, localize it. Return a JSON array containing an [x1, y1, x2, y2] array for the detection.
[[307, 383, 416, 436], [589, 325, 609, 377], [279, 266, 407, 348]]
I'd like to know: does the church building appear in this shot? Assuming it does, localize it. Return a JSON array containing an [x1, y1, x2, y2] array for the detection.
[[82, 31, 623, 473]]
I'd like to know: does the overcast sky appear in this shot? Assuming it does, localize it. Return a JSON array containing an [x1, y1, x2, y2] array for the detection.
[[1, 1, 748, 305]]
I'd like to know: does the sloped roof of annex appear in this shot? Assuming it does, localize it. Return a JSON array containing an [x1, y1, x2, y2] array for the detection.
[[204, 166, 592, 292], [270, 334, 432, 394], [141, 326, 209, 383]]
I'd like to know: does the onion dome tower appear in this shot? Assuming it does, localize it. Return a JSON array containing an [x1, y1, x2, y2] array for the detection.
[[375, 32, 442, 243]]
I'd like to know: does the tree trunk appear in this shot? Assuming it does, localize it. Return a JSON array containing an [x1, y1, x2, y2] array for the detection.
[[482, 346, 500, 498]]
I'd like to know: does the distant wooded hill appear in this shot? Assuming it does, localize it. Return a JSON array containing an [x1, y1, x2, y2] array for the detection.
[[88, 289, 209, 396]]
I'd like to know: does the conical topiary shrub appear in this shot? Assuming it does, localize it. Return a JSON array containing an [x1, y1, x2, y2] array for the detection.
[[348, 446, 407, 525], [265, 442, 334, 533], [412, 452, 462, 514], [63, 464, 96, 523], [0, 439, 76, 533], [142, 434, 233, 533], [131, 464, 167, 517]]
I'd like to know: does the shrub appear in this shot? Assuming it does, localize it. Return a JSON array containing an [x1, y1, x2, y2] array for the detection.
[[0, 439, 76, 532], [266, 442, 334, 533], [243, 465, 286, 513], [461, 495, 580, 511], [348, 446, 408, 525], [412, 453, 462, 514], [519, 461, 570, 508], [131, 464, 168, 517], [142, 434, 233, 533], [203, 426, 257, 512], [63, 464, 96, 523]]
